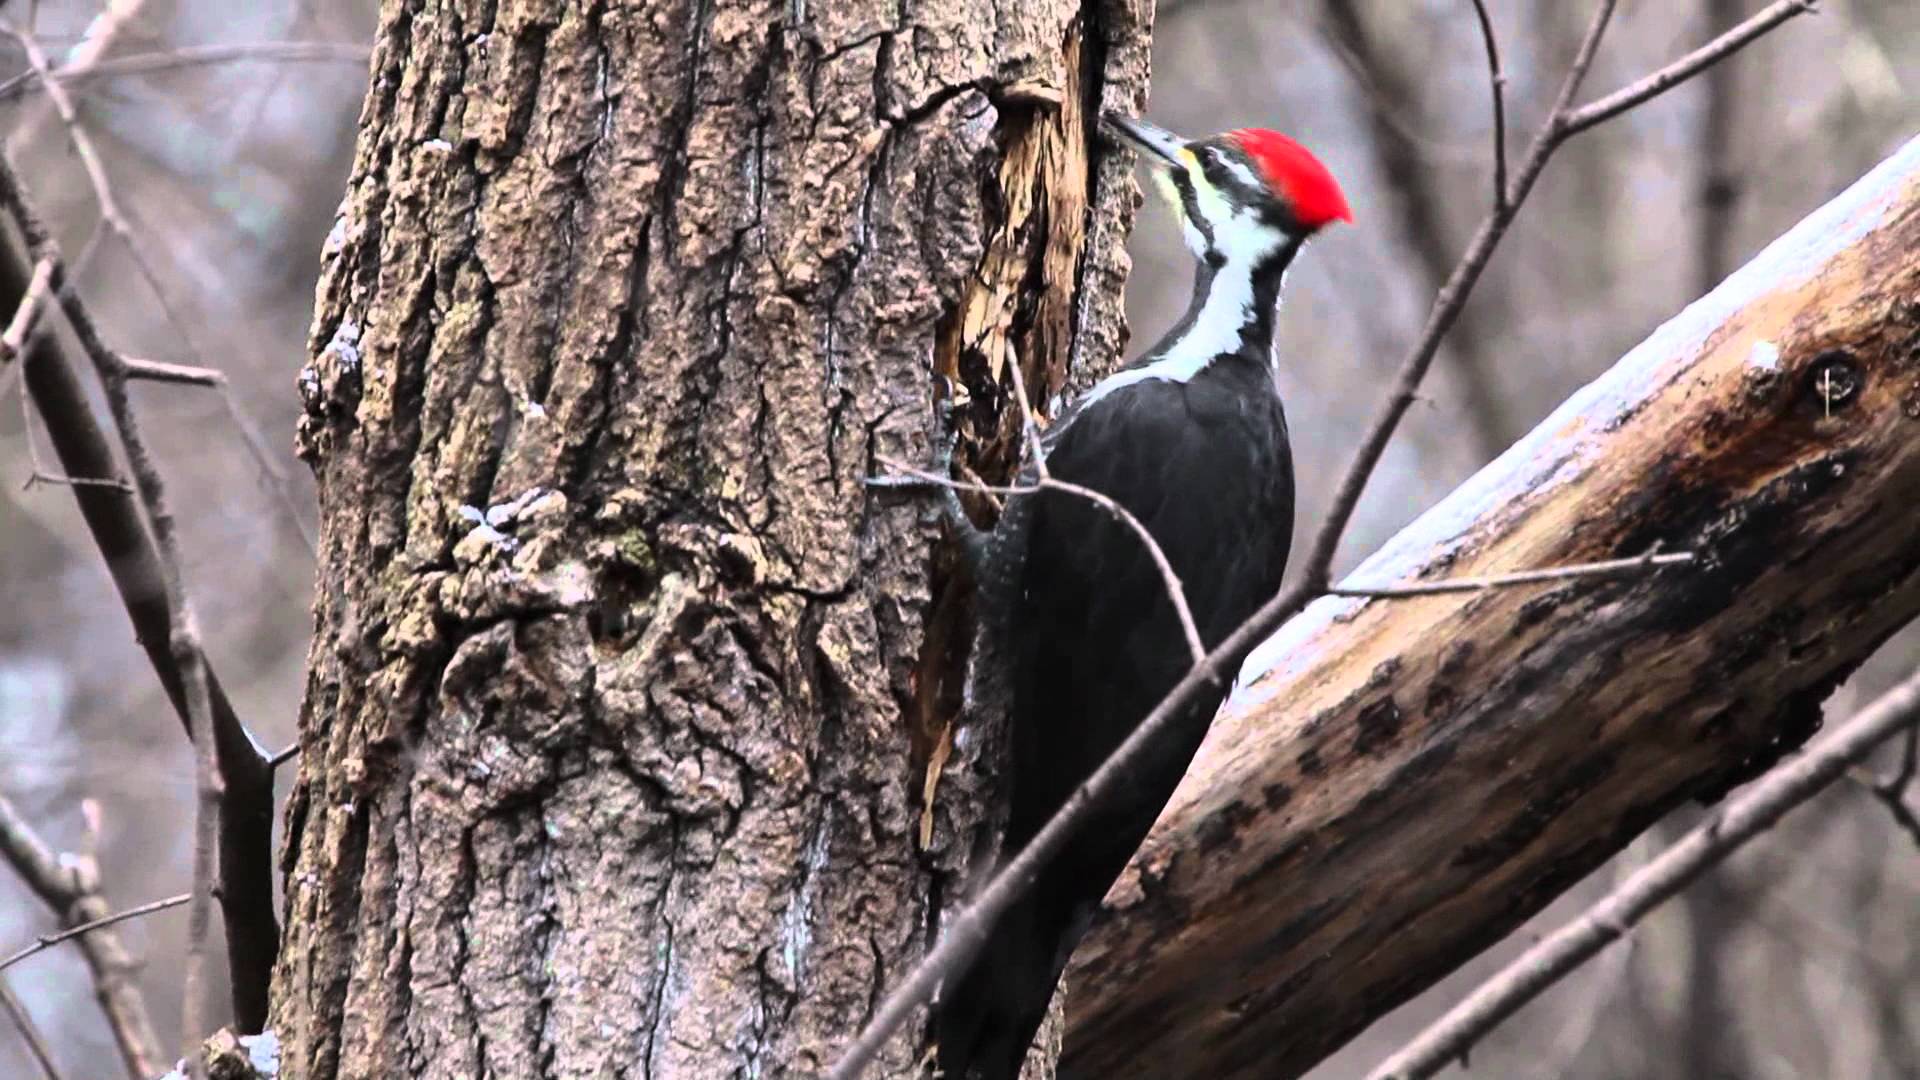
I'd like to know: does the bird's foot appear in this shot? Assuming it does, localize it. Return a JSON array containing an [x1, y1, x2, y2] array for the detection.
[[865, 383, 964, 490], [864, 389, 993, 569]]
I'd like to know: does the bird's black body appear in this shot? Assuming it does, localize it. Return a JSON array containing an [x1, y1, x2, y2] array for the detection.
[[934, 237, 1301, 1079]]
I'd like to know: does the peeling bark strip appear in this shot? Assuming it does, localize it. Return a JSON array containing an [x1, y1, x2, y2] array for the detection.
[[912, 18, 1127, 861], [1065, 137, 1920, 1079], [275, 1, 1144, 1077]]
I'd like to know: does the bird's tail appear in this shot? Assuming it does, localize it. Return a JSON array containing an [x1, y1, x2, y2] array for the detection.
[[934, 891, 1065, 1080]]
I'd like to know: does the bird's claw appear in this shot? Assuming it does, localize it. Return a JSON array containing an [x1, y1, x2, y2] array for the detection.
[[865, 380, 966, 490]]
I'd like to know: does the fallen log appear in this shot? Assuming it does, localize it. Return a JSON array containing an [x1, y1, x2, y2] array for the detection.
[[1064, 135, 1920, 1078]]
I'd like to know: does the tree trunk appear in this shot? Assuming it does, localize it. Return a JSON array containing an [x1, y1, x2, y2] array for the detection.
[[1064, 136, 1920, 1079], [271, 1, 1146, 1076]]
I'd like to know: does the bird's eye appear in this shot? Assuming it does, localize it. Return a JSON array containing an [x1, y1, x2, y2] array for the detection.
[[1198, 149, 1264, 202]]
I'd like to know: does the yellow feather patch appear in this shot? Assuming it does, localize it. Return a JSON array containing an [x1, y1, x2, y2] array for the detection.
[[1183, 148, 1230, 226], [1150, 148, 1228, 226]]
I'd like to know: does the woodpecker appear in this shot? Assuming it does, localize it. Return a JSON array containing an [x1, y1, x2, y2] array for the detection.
[[933, 112, 1352, 1080]]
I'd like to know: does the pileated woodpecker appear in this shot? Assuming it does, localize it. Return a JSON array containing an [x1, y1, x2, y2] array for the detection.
[[934, 113, 1352, 1079]]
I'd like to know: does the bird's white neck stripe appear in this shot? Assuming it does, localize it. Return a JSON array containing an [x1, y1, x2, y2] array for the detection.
[[1081, 255, 1264, 406]]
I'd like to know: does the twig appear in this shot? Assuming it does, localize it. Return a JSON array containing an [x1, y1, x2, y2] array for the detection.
[[0, 128, 279, 1037], [2, 0, 149, 156], [1466, 0, 1509, 211], [825, 1, 1823, 1072], [4, 28, 222, 1069], [0, 894, 194, 975], [9, 242, 116, 499], [1888, 724, 1916, 792], [1556, 0, 1820, 140], [23, 470, 134, 493], [1002, 353, 1052, 481], [2, 19, 318, 558], [0, 258, 52, 365], [2, 222, 108, 405], [0, 980, 63, 1080], [1534, 856, 1640, 1074], [177, 650, 220, 1080], [872, 460, 1033, 498], [1696, 0, 1744, 296], [0, 41, 374, 102], [1329, 550, 1693, 598], [1864, 784, 1920, 847], [1853, 726, 1920, 847], [876, 456, 1206, 663], [120, 356, 225, 386], [1303, 0, 1618, 602], [0, 792, 167, 1077], [1366, 666, 1920, 1080], [957, 462, 1003, 513], [997, 349, 1202, 657], [1319, 2, 1513, 456], [1042, 477, 1205, 661]]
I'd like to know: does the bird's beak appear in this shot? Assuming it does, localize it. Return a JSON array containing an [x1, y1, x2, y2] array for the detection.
[[1100, 111, 1187, 169]]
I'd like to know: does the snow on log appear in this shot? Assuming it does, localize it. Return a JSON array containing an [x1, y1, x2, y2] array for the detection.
[[1064, 135, 1920, 1079]]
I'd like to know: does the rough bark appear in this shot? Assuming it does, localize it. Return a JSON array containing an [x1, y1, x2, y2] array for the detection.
[[1065, 136, 1920, 1078], [273, 1, 1145, 1077]]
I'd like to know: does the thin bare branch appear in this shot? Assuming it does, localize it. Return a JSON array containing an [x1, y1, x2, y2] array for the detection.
[[1367, 666, 1920, 1080], [827, 1, 1821, 1071], [0, 894, 193, 975], [1891, 724, 1917, 790], [15, 365, 135, 492], [868, 459, 1038, 498], [1002, 354, 1052, 482], [1545, 0, 1621, 120], [177, 650, 220, 1079], [5, 21, 150, 269], [2, 19, 317, 558], [0, 792, 168, 1077], [0, 131, 277, 1041], [1465, 0, 1509, 211], [22, 471, 134, 493], [875, 456, 1206, 664], [1696, 0, 1744, 296], [1329, 550, 1693, 598], [0, 41, 373, 102], [1319, 0, 1513, 456], [121, 356, 225, 386], [1859, 782, 1920, 848], [1042, 477, 1205, 662], [1558, 0, 1820, 140], [3, 0, 150, 154], [5, 30, 223, 1066], [0, 980, 63, 1080], [1309, 0, 1618, 593], [0, 258, 52, 364], [1853, 725, 1920, 847]]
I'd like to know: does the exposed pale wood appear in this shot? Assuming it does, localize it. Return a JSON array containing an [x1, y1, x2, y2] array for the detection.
[[1065, 136, 1920, 1079]]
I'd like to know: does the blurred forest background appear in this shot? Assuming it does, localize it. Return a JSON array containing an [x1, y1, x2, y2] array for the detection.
[[0, 1, 1914, 1077]]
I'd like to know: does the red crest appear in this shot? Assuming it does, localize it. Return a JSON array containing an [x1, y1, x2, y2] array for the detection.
[[1228, 129, 1354, 230]]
